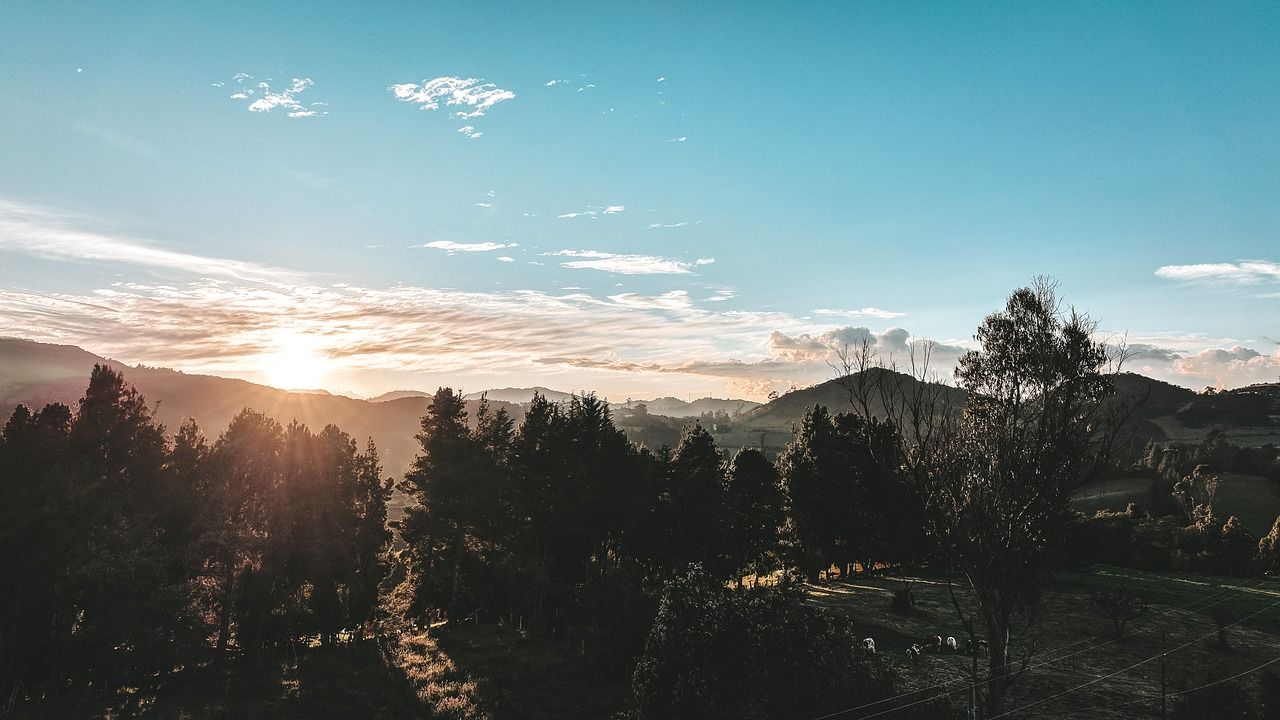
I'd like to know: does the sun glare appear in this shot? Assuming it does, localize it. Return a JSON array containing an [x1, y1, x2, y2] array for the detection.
[[262, 333, 328, 391]]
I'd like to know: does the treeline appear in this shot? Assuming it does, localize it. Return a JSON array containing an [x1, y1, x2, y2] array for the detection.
[[0, 366, 390, 705], [393, 388, 941, 717], [1073, 436, 1280, 577]]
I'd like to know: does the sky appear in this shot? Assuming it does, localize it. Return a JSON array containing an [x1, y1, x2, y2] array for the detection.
[[1, 1, 1278, 400]]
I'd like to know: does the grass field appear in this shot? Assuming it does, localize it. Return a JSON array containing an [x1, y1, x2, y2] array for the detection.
[[805, 566, 1280, 718], [1072, 474, 1280, 534]]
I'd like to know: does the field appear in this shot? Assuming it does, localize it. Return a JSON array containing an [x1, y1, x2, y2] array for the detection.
[[1072, 474, 1280, 534], [806, 566, 1280, 718]]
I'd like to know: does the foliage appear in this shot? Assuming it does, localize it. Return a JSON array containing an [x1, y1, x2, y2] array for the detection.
[[629, 566, 891, 720], [0, 366, 392, 703]]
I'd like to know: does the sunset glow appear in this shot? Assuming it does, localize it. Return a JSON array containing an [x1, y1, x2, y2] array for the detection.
[[261, 332, 329, 391]]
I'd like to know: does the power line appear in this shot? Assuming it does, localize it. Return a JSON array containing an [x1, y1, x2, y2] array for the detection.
[[988, 594, 1280, 719], [1032, 651, 1280, 718], [807, 572, 1272, 720]]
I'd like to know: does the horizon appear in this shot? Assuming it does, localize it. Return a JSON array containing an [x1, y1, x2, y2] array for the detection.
[[3, 3, 1279, 400]]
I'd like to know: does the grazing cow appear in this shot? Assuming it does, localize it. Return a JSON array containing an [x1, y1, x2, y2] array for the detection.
[[923, 635, 942, 653], [967, 638, 989, 656], [862, 637, 876, 654], [945, 636, 958, 654], [905, 644, 922, 662]]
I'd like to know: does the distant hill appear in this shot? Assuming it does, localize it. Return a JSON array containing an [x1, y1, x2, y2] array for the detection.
[[0, 338, 521, 479], [614, 396, 762, 418], [367, 390, 432, 403], [462, 387, 577, 405], [4, 338, 1277, 481]]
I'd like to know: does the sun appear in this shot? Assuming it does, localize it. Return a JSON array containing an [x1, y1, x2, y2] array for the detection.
[[261, 332, 329, 391]]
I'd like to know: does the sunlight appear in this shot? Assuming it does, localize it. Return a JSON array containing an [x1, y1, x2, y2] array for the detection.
[[261, 332, 329, 390]]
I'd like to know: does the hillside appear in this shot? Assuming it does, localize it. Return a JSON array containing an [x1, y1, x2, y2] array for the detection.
[[0, 338, 522, 478], [463, 386, 578, 405], [613, 396, 761, 418], [4, 338, 1277, 478]]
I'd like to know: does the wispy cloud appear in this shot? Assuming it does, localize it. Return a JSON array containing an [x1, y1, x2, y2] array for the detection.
[[1155, 260, 1280, 285], [547, 250, 713, 275], [422, 241, 517, 253], [667, 136, 687, 143], [608, 290, 693, 310], [813, 307, 907, 319], [390, 76, 515, 119], [0, 199, 299, 282], [226, 75, 328, 118], [557, 205, 626, 220], [457, 125, 483, 139], [497, 256, 515, 263], [647, 221, 690, 229]]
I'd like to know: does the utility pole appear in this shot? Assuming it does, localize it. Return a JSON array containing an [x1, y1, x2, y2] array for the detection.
[[1161, 630, 1167, 720]]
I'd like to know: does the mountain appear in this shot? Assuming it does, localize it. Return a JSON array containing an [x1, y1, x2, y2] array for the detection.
[[3, 338, 1276, 481], [0, 338, 521, 479]]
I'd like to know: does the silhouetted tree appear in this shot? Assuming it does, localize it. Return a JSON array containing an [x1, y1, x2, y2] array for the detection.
[[654, 425, 728, 576], [723, 448, 783, 585]]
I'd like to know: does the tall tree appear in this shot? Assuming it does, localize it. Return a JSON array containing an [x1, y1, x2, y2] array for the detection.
[[893, 281, 1127, 713], [655, 425, 728, 575], [722, 447, 784, 585]]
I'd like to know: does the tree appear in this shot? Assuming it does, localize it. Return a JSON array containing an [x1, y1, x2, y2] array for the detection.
[[1090, 589, 1147, 639], [401, 389, 513, 616], [655, 425, 728, 575], [201, 409, 284, 652], [856, 281, 1132, 714], [723, 448, 783, 585], [0, 402, 72, 700], [630, 566, 892, 720]]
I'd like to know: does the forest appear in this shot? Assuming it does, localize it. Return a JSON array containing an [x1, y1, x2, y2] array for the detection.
[[4, 283, 1280, 719]]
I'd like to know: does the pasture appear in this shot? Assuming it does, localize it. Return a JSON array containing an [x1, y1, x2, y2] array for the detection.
[[806, 566, 1280, 718], [1072, 474, 1280, 534]]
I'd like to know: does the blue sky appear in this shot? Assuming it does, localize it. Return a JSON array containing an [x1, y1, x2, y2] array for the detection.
[[1, 2, 1277, 398]]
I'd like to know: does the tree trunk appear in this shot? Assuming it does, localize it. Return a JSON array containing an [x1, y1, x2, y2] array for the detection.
[[983, 610, 1012, 716], [216, 563, 234, 653], [448, 531, 464, 612]]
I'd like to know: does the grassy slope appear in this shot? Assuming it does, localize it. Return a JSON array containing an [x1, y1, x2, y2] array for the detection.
[[1072, 474, 1280, 534]]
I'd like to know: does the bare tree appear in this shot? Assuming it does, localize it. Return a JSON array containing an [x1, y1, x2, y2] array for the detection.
[[836, 279, 1139, 714]]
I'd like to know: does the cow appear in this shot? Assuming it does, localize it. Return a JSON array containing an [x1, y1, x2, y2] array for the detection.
[[862, 637, 876, 654]]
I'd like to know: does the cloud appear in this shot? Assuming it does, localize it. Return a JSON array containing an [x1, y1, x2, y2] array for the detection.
[[457, 125, 483, 139], [422, 241, 517, 253], [0, 199, 299, 282], [557, 205, 626, 220], [648, 222, 690, 229], [227, 75, 327, 118], [546, 250, 714, 275], [667, 136, 687, 143], [1155, 260, 1280, 285], [607, 291, 693, 310], [497, 256, 515, 263], [389, 76, 515, 119], [1170, 346, 1280, 388], [767, 327, 968, 364], [813, 307, 907, 319]]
